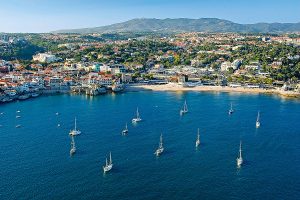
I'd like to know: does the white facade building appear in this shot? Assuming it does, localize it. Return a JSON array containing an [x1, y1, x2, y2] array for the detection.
[[33, 53, 58, 63]]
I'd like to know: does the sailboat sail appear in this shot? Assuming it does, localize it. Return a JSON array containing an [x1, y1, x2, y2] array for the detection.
[[103, 152, 113, 173], [180, 100, 188, 115], [237, 141, 243, 167], [109, 152, 112, 165], [196, 128, 200, 147], [132, 107, 142, 123]]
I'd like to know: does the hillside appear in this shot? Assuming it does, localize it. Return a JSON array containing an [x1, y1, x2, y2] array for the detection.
[[52, 18, 300, 34]]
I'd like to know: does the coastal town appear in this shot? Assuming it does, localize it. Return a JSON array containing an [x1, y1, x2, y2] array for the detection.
[[1, 32, 300, 103], [3, 0, 300, 199]]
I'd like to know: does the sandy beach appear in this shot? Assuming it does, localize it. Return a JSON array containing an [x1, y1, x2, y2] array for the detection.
[[126, 83, 300, 98]]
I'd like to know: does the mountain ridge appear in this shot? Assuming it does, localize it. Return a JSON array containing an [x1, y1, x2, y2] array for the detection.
[[52, 18, 300, 34]]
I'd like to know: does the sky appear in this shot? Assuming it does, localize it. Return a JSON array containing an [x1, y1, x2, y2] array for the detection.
[[0, 0, 300, 33]]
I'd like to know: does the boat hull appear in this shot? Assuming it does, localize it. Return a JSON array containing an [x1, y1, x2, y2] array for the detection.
[[103, 164, 113, 173], [69, 130, 81, 136], [237, 158, 243, 167], [256, 121, 260, 128], [132, 118, 142, 123], [155, 148, 164, 156]]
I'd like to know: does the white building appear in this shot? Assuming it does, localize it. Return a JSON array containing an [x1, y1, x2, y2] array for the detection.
[[33, 53, 58, 63], [220, 62, 232, 71], [232, 59, 242, 70], [245, 65, 261, 71], [220, 59, 242, 71], [100, 64, 111, 73]]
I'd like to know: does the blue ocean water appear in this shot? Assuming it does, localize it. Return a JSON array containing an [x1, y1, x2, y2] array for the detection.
[[0, 91, 300, 200]]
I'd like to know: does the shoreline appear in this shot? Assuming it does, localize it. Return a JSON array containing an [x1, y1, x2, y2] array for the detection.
[[1, 83, 299, 104], [125, 83, 300, 98]]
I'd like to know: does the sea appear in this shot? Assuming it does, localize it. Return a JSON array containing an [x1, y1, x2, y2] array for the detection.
[[0, 91, 299, 200]]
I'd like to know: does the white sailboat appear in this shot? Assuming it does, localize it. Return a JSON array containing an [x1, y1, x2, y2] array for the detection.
[[195, 128, 200, 147], [132, 107, 142, 123], [228, 103, 234, 115], [256, 111, 260, 128], [103, 152, 113, 173], [180, 100, 188, 115], [154, 134, 164, 156], [236, 141, 243, 167], [122, 123, 128, 135], [70, 136, 76, 155], [69, 117, 81, 136]]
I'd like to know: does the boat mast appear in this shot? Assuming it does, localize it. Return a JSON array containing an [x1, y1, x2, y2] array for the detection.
[[184, 100, 188, 111], [106, 158, 108, 166], [239, 141, 242, 159], [159, 134, 163, 148], [257, 111, 260, 122], [71, 136, 75, 148], [109, 152, 112, 164], [136, 107, 139, 118], [197, 128, 200, 141], [74, 117, 77, 131]]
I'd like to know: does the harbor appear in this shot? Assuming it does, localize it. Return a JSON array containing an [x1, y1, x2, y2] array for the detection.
[[0, 91, 299, 200]]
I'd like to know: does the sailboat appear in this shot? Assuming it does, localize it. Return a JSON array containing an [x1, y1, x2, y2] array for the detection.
[[70, 136, 76, 155], [69, 117, 81, 136], [132, 107, 142, 123], [122, 123, 128, 135], [236, 141, 243, 167], [195, 128, 200, 147], [180, 100, 188, 115], [103, 152, 113, 173], [228, 103, 234, 115], [154, 134, 164, 156], [256, 111, 260, 128]]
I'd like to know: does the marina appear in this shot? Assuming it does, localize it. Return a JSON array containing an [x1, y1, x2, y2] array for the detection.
[[0, 91, 299, 199]]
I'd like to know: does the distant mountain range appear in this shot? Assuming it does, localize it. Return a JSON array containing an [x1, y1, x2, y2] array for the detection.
[[52, 18, 300, 34]]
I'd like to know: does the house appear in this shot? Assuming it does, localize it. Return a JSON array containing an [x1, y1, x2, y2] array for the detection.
[[33, 53, 59, 63], [98, 75, 113, 86], [245, 64, 261, 71], [232, 59, 242, 70], [178, 74, 188, 84], [220, 62, 232, 71], [121, 74, 132, 83]]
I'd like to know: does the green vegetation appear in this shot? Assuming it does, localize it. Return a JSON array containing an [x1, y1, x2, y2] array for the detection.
[[0, 42, 44, 60]]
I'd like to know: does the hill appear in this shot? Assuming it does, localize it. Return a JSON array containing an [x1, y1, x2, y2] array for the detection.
[[52, 18, 300, 34]]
